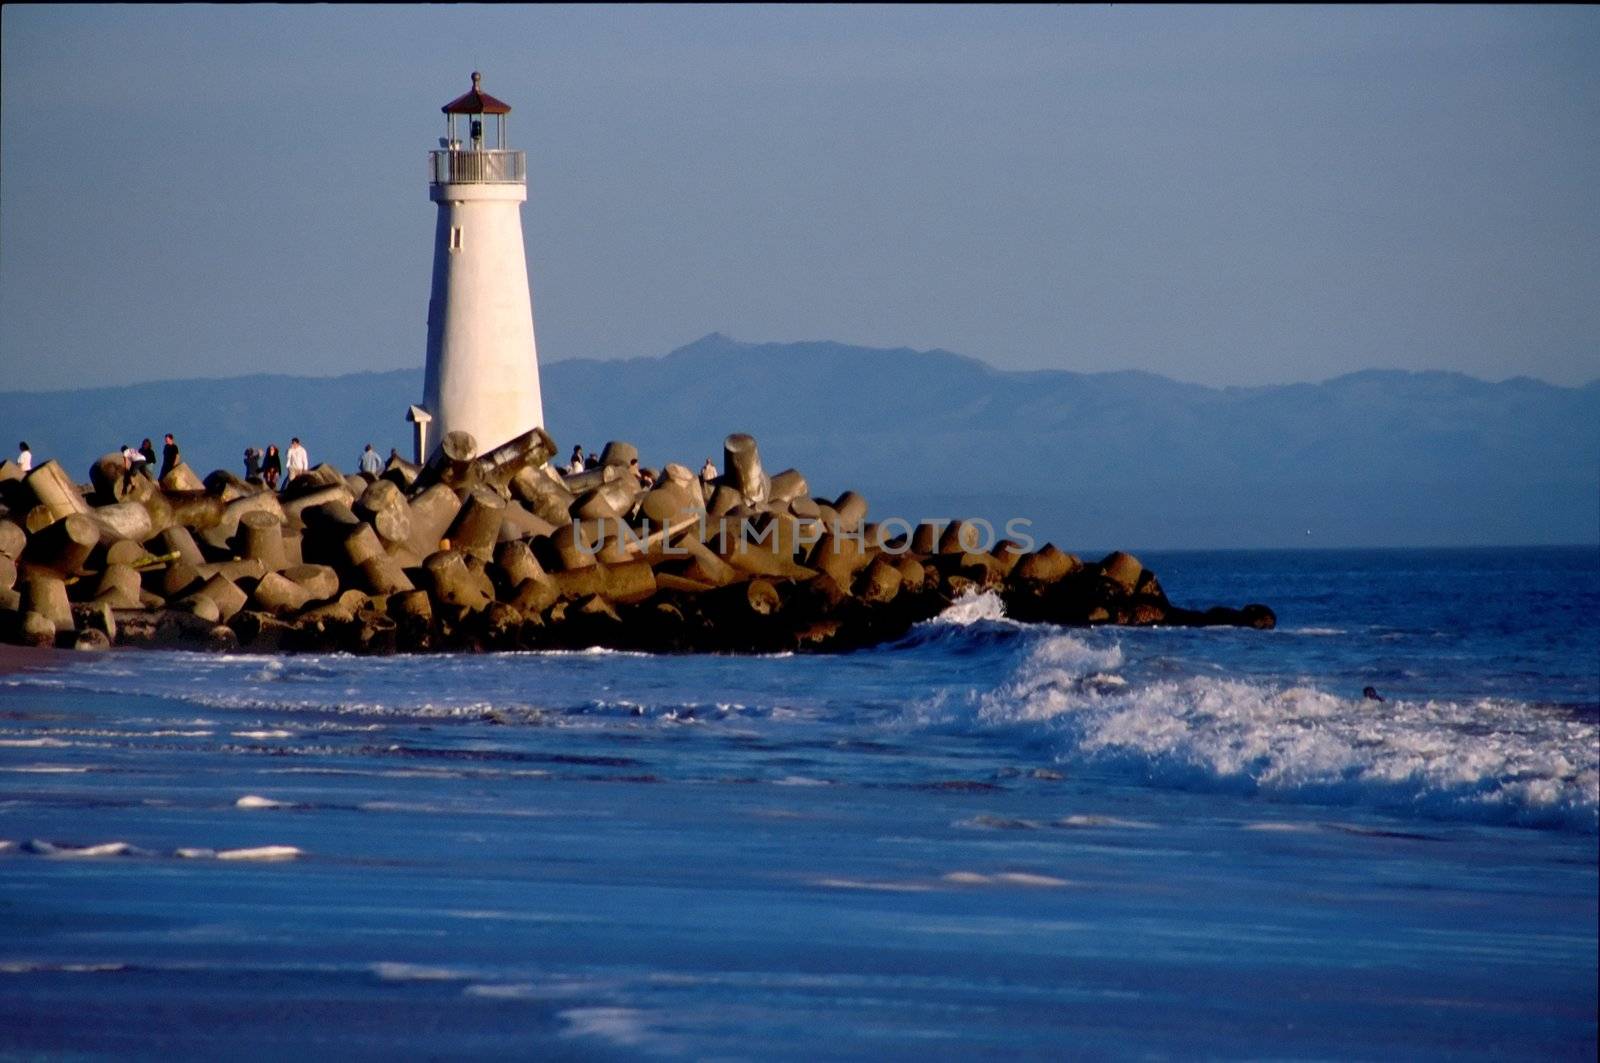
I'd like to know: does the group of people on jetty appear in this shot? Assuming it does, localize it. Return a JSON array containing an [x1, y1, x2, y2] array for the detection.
[[239, 440, 312, 491], [16, 437, 321, 494], [19, 436, 718, 500], [107, 437, 196, 488]]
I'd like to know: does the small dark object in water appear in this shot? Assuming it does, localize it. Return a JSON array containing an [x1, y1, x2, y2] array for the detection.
[[1363, 686, 1384, 702]]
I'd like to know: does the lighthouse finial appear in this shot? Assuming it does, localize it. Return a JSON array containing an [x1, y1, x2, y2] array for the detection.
[[471, 71, 481, 89]]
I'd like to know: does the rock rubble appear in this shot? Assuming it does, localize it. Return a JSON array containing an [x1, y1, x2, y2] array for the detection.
[[0, 430, 1274, 655]]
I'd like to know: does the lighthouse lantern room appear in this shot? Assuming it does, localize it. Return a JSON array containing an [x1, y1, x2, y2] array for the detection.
[[416, 72, 545, 462]]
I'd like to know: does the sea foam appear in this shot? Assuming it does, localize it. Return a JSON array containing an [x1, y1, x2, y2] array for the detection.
[[973, 631, 1599, 829], [932, 589, 1014, 627]]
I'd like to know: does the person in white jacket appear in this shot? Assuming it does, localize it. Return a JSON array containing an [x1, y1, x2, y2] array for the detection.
[[284, 437, 309, 485]]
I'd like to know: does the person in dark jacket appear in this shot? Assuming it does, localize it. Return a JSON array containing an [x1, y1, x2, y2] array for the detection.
[[138, 439, 157, 479], [159, 434, 180, 479], [244, 447, 262, 480], [261, 444, 283, 491]]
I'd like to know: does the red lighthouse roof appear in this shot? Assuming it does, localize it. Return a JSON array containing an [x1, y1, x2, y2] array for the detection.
[[442, 72, 511, 115]]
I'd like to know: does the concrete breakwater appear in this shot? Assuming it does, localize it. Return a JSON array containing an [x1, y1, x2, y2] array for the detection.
[[0, 430, 1274, 655]]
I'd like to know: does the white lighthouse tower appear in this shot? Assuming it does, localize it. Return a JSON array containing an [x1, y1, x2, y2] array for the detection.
[[414, 72, 545, 461]]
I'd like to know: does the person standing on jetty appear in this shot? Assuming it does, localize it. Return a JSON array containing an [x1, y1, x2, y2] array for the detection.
[[15, 442, 32, 472], [358, 444, 382, 478], [701, 457, 717, 482], [244, 447, 261, 480], [261, 444, 282, 491], [284, 437, 309, 487], [567, 445, 584, 475], [159, 434, 180, 479], [139, 439, 157, 475]]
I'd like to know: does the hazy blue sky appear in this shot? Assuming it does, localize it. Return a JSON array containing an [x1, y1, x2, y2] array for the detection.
[[3, 5, 1597, 391]]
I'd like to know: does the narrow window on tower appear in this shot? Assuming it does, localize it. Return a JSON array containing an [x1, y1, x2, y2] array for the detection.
[[449, 226, 463, 252]]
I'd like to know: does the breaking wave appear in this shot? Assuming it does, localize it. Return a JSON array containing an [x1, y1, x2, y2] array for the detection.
[[967, 628, 1598, 831], [930, 589, 1014, 627]]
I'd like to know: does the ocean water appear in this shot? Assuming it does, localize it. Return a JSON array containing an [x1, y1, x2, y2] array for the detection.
[[2, 547, 1595, 1058]]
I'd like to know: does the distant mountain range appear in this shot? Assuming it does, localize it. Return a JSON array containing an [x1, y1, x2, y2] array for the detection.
[[3, 334, 1595, 549]]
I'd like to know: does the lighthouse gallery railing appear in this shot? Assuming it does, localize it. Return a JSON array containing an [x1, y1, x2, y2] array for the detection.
[[429, 150, 526, 186]]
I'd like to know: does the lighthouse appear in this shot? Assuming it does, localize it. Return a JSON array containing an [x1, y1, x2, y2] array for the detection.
[[414, 72, 545, 461]]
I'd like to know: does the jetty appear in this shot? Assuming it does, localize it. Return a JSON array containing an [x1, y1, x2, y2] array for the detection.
[[0, 430, 1274, 655]]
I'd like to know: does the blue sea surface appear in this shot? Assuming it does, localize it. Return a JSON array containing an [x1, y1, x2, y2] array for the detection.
[[2, 547, 1596, 1058]]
